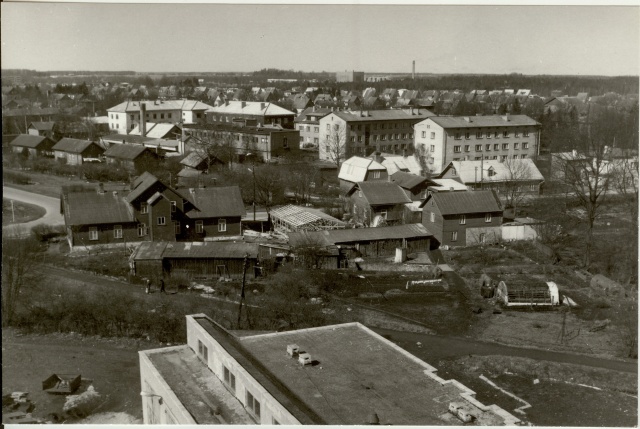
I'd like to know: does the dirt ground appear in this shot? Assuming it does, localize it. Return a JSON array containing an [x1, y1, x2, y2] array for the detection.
[[1, 328, 163, 423]]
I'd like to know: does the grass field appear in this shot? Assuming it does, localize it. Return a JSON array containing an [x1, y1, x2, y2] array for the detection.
[[2, 198, 46, 225]]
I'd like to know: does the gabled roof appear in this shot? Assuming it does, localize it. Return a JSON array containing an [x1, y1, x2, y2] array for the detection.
[[207, 101, 295, 117], [129, 122, 181, 139], [180, 151, 208, 169], [184, 186, 246, 219], [10, 134, 50, 148], [52, 138, 103, 154], [420, 190, 502, 215], [127, 172, 162, 203], [445, 159, 545, 184], [422, 114, 539, 129], [28, 121, 55, 131], [104, 144, 150, 160], [390, 171, 428, 190], [338, 156, 386, 183], [64, 191, 136, 226], [428, 178, 468, 192], [375, 153, 422, 176], [354, 181, 412, 206]]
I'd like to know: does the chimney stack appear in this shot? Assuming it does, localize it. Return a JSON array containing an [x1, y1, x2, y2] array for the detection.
[[140, 103, 147, 137], [412, 60, 415, 80]]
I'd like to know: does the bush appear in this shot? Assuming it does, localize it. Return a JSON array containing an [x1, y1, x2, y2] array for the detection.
[[81, 163, 129, 183], [3, 171, 31, 185], [31, 224, 66, 242]]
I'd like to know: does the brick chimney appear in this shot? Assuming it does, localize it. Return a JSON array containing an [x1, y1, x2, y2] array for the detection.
[[374, 151, 383, 163]]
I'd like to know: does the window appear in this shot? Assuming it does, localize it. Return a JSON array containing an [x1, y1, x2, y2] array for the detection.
[[460, 214, 466, 225], [170, 201, 176, 212], [89, 227, 98, 241], [523, 142, 529, 149], [246, 391, 261, 419], [430, 212, 435, 223], [427, 132, 433, 140], [218, 219, 227, 232], [314, 137, 319, 144], [430, 144, 435, 152], [486, 132, 492, 139], [485, 144, 491, 151], [175, 222, 180, 234], [523, 130, 530, 137], [299, 125, 304, 131], [196, 220, 204, 233], [451, 231, 458, 242], [138, 223, 147, 237], [157, 216, 166, 226], [494, 144, 499, 151], [494, 131, 499, 138], [503, 131, 509, 137], [502, 143, 509, 150], [501, 155, 508, 162], [153, 114, 157, 119], [197, 340, 208, 362], [465, 132, 470, 139], [161, 113, 165, 119], [372, 171, 381, 179], [381, 135, 387, 141], [521, 154, 527, 159], [306, 126, 310, 132], [114, 225, 123, 239], [454, 133, 461, 140], [223, 366, 236, 392], [514, 130, 520, 137], [451, 167, 457, 176], [314, 127, 319, 133], [326, 124, 330, 131], [140, 202, 148, 214], [485, 213, 492, 223], [475, 144, 482, 151], [514, 143, 520, 150], [422, 131, 427, 138], [464, 145, 470, 152], [475, 156, 482, 160], [453, 145, 461, 153], [130, 114, 134, 120], [476, 131, 483, 139], [300, 136, 304, 143]]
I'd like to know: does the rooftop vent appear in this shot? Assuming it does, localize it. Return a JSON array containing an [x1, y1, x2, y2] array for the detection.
[[298, 352, 312, 366], [463, 116, 471, 122], [286, 344, 299, 357]]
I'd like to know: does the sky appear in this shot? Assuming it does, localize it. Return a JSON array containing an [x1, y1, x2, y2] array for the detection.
[[1, 3, 639, 76]]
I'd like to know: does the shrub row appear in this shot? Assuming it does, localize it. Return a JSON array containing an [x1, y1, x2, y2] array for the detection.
[[3, 171, 31, 185]]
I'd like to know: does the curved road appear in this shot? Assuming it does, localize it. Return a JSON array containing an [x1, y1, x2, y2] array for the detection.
[[3, 186, 64, 236]]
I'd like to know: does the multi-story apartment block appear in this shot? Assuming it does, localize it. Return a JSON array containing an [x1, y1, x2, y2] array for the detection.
[[294, 107, 332, 148], [107, 100, 213, 134], [183, 123, 299, 163], [414, 114, 541, 175], [318, 109, 435, 162], [206, 101, 296, 129], [336, 70, 365, 83]]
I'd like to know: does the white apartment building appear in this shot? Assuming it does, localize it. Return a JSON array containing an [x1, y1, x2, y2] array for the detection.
[[414, 115, 541, 175], [107, 100, 213, 134]]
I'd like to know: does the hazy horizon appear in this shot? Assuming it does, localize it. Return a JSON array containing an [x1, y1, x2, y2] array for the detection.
[[2, 4, 638, 76]]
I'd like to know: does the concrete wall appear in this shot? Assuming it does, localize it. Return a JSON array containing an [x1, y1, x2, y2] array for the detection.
[[185, 315, 301, 425], [502, 223, 538, 241]]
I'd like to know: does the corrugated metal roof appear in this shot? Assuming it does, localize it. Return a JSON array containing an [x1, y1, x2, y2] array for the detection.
[[338, 156, 385, 183], [356, 181, 412, 206], [448, 159, 545, 184], [289, 223, 432, 248], [423, 115, 539, 129], [185, 186, 246, 218], [133, 242, 168, 260], [104, 144, 149, 160], [64, 191, 135, 226], [421, 190, 502, 215], [10, 134, 48, 148], [53, 138, 102, 154]]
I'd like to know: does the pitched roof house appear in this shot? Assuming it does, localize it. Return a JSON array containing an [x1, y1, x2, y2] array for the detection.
[[52, 138, 105, 165], [420, 190, 503, 247], [338, 156, 388, 193], [10, 134, 56, 157], [103, 144, 161, 172], [347, 181, 412, 226]]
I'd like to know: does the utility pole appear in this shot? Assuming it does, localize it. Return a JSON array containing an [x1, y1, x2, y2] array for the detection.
[[237, 254, 249, 328], [11, 200, 15, 223]]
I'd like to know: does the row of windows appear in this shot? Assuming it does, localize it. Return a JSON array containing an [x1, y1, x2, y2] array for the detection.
[[221, 362, 276, 423], [454, 130, 530, 140], [429, 212, 492, 223], [87, 219, 227, 240], [348, 133, 414, 143], [454, 142, 529, 153], [300, 136, 320, 144], [453, 154, 528, 162], [298, 125, 320, 133]]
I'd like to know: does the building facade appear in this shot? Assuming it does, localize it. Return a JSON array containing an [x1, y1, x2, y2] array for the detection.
[[107, 100, 212, 134], [294, 107, 332, 148], [414, 115, 541, 175], [336, 71, 365, 83], [206, 101, 296, 129]]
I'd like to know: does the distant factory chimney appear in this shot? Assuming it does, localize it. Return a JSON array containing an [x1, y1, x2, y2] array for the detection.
[[412, 60, 415, 80]]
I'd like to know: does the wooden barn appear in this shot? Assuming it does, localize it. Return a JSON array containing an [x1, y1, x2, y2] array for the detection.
[[131, 241, 259, 281]]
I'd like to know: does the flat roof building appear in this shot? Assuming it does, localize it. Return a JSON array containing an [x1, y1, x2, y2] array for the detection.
[[139, 314, 519, 425]]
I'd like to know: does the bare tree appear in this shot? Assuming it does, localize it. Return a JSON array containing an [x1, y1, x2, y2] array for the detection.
[[2, 235, 40, 326], [322, 123, 346, 169], [413, 143, 434, 177], [498, 157, 537, 217], [286, 162, 318, 205], [292, 233, 333, 269], [253, 164, 286, 214], [188, 130, 236, 171]]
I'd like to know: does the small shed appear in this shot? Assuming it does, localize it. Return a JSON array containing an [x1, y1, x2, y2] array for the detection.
[[496, 278, 560, 306], [52, 138, 105, 165]]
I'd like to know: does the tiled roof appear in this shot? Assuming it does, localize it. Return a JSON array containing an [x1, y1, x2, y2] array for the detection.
[[390, 171, 428, 190], [422, 115, 539, 129], [331, 109, 435, 123], [28, 121, 55, 131], [64, 191, 135, 226], [10, 134, 49, 149], [107, 100, 213, 113], [338, 156, 385, 183], [420, 190, 502, 215], [104, 144, 149, 160], [356, 181, 412, 205], [52, 138, 103, 154], [207, 101, 295, 117], [184, 186, 246, 219], [447, 159, 545, 184]]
